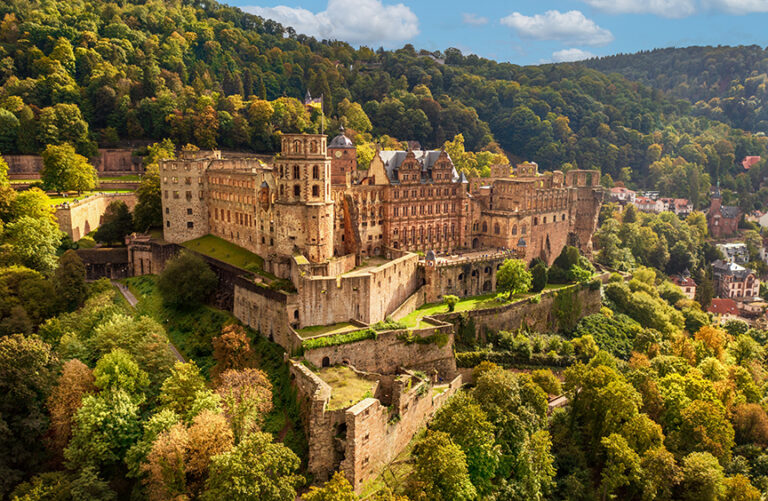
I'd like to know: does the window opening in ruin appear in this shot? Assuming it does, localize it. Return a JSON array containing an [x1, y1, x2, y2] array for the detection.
[[322, 356, 330, 368]]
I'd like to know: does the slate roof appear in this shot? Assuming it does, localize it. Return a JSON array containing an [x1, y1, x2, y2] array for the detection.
[[720, 205, 740, 219], [712, 259, 753, 280], [378, 150, 459, 184], [329, 133, 354, 149]]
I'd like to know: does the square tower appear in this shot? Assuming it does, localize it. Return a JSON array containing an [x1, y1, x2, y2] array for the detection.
[[159, 151, 216, 243], [273, 134, 335, 263]]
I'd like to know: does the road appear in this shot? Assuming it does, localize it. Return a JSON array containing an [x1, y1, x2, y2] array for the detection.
[[112, 280, 186, 363]]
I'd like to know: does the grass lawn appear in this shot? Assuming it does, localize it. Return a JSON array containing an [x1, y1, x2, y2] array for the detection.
[[318, 365, 377, 411], [296, 322, 358, 339], [9, 179, 38, 184], [182, 234, 265, 271], [400, 292, 509, 327], [98, 174, 141, 182], [48, 190, 133, 205]]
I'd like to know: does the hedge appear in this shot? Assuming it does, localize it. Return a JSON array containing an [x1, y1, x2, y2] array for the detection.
[[455, 350, 575, 368]]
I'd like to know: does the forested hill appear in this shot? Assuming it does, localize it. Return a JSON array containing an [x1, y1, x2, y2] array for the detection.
[[581, 45, 768, 133], [2, 0, 768, 206]]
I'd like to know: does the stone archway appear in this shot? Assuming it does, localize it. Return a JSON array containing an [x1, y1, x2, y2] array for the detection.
[[322, 356, 330, 368], [472, 238, 479, 249]]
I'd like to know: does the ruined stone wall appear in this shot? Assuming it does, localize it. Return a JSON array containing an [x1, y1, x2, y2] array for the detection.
[[302, 322, 457, 378], [422, 252, 516, 303], [6, 149, 141, 179], [341, 374, 462, 491], [55, 192, 137, 240], [389, 286, 427, 320], [77, 248, 130, 279], [432, 285, 602, 336], [233, 283, 297, 351], [295, 253, 420, 327]]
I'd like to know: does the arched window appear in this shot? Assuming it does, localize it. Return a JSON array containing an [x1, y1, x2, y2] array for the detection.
[[482, 222, 488, 233], [280, 185, 284, 196], [313, 165, 319, 179], [293, 165, 300, 179], [494, 223, 500, 235], [534, 217, 538, 226], [310, 141, 317, 153], [512, 225, 518, 235], [522, 224, 527, 234], [485, 266, 491, 274]]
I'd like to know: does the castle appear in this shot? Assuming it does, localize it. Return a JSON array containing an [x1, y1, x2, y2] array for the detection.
[[154, 131, 603, 490]]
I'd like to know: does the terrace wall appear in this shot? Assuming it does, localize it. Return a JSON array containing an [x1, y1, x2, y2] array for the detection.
[[302, 322, 457, 378], [55, 192, 137, 240], [432, 285, 602, 337], [6, 149, 141, 179]]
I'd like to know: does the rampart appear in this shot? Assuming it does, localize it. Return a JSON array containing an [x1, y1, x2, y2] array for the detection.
[[431, 284, 602, 337], [55, 192, 137, 240], [301, 320, 457, 378], [293, 253, 421, 327], [6, 148, 142, 178]]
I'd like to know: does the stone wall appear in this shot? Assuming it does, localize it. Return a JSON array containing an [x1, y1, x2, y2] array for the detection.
[[6, 149, 141, 179], [389, 286, 427, 320], [294, 253, 420, 327], [55, 192, 137, 240], [76, 248, 131, 279], [431, 285, 602, 336], [302, 321, 457, 378], [340, 374, 462, 491], [233, 283, 296, 350]]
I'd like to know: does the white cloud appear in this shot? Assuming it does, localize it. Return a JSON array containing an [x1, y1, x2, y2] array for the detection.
[[703, 0, 768, 13], [500, 10, 614, 46], [579, 0, 696, 18], [552, 48, 596, 62], [462, 13, 488, 26], [246, 0, 419, 45]]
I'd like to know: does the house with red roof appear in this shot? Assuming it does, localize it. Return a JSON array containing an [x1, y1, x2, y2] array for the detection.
[[634, 196, 663, 213], [609, 186, 636, 205], [670, 271, 697, 300], [708, 298, 740, 324]]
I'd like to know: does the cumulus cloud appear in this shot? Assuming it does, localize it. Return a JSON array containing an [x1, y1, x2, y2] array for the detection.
[[579, 0, 696, 18], [462, 13, 489, 26], [552, 48, 596, 62], [703, 0, 768, 13], [500, 10, 613, 46], [246, 0, 419, 45]]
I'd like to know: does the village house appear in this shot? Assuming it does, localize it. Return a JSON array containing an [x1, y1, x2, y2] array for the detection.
[[608, 186, 636, 205], [716, 242, 750, 265], [708, 298, 741, 324], [670, 270, 697, 300], [712, 259, 760, 300], [634, 196, 664, 213], [707, 186, 740, 238]]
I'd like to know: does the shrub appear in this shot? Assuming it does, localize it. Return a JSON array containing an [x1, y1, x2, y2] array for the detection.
[[301, 328, 376, 350], [157, 252, 218, 309], [531, 262, 548, 293], [443, 295, 459, 312]]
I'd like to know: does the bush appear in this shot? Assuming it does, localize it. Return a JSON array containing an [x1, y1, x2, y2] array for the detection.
[[371, 317, 407, 331], [443, 295, 459, 312], [531, 262, 548, 292], [157, 251, 218, 308], [301, 328, 376, 350]]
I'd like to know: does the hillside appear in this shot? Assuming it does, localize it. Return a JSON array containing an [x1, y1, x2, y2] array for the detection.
[[1, 0, 768, 208], [582, 45, 768, 133]]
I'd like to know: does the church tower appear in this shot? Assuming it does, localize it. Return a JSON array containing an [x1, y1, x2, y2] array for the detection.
[[273, 134, 334, 263]]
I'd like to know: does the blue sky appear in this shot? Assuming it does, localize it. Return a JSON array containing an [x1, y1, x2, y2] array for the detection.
[[230, 0, 768, 65]]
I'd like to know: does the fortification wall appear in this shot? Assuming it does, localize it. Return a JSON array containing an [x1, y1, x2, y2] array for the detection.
[[55, 192, 137, 240], [296, 253, 420, 327], [302, 322, 457, 378], [6, 149, 141, 179], [233, 283, 296, 350], [432, 285, 602, 336], [341, 374, 462, 491], [389, 286, 427, 320]]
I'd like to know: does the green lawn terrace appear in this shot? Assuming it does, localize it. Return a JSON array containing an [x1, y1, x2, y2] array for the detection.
[[316, 365, 378, 411], [180, 234, 284, 287], [399, 283, 573, 328]]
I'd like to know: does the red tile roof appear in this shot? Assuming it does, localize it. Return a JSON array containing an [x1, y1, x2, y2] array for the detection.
[[671, 276, 696, 287], [708, 298, 739, 316], [743, 156, 761, 170]]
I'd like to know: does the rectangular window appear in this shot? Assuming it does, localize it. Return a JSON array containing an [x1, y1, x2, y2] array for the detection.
[[166, 220, 170, 227], [186, 208, 192, 215], [173, 191, 179, 199], [164, 190, 169, 199], [187, 222, 194, 229], [165, 208, 169, 214]]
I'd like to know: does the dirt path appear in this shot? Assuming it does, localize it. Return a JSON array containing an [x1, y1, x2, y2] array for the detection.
[[112, 280, 186, 363]]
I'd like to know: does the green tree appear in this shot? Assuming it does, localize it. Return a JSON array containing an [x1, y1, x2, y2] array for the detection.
[[411, 431, 476, 501], [0, 334, 59, 495], [157, 252, 218, 308], [134, 139, 175, 232], [93, 349, 150, 397], [303, 471, 357, 501], [93, 200, 133, 245], [54, 250, 87, 311], [64, 389, 142, 470], [553, 287, 582, 333], [496, 258, 532, 299], [1, 216, 62, 272], [443, 294, 459, 312], [430, 391, 499, 492], [0, 109, 19, 153], [10, 188, 55, 223], [40, 143, 97, 193], [531, 261, 548, 293], [160, 361, 210, 420], [37, 104, 95, 156], [679, 452, 724, 501], [600, 433, 642, 500], [202, 432, 303, 501]]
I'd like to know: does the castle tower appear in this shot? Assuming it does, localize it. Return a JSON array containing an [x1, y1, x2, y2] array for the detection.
[[273, 134, 334, 263], [328, 126, 357, 186]]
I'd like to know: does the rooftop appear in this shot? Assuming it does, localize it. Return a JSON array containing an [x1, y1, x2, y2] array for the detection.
[[708, 298, 739, 316]]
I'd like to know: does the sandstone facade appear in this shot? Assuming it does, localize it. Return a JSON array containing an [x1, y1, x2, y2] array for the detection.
[[55, 192, 136, 240]]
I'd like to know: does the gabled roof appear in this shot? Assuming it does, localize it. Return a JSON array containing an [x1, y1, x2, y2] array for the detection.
[[708, 298, 739, 316], [378, 150, 459, 184], [721, 205, 740, 219]]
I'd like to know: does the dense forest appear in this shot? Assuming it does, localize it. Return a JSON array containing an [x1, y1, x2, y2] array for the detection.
[[2, 0, 768, 210], [582, 45, 768, 133]]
